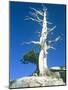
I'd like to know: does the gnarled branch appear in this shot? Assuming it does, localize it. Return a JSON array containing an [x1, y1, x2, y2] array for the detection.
[[30, 7, 43, 16], [47, 45, 56, 50], [48, 36, 61, 44], [22, 41, 40, 45], [48, 26, 56, 33], [24, 16, 42, 23]]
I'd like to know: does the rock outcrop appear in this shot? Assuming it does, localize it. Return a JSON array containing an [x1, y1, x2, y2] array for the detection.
[[10, 76, 65, 88]]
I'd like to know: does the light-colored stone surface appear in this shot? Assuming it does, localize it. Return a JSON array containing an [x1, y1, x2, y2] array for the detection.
[[50, 66, 66, 70], [10, 76, 65, 88]]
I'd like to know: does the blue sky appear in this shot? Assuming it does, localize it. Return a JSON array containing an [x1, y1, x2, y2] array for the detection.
[[10, 2, 66, 80]]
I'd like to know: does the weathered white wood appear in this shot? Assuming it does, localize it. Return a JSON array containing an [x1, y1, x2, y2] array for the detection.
[[38, 49, 44, 75], [38, 10, 48, 75]]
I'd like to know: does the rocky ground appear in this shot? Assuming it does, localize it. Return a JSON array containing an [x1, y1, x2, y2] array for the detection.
[[10, 67, 66, 88], [10, 75, 65, 88]]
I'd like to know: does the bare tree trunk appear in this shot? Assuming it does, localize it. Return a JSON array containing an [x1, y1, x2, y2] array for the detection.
[[38, 11, 48, 75], [38, 49, 44, 75], [39, 49, 48, 75], [44, 55, 48, 69]]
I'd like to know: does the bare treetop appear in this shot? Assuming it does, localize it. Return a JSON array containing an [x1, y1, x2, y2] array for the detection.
[[23, 5, 61, 51]]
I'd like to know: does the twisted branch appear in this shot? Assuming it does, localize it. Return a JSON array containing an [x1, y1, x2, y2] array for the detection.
[[22, 41, 40, 45]]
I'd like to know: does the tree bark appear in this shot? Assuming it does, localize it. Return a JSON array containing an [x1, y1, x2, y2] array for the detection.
[[38, 49, 44, 75], [38, 11, 48, 76]]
